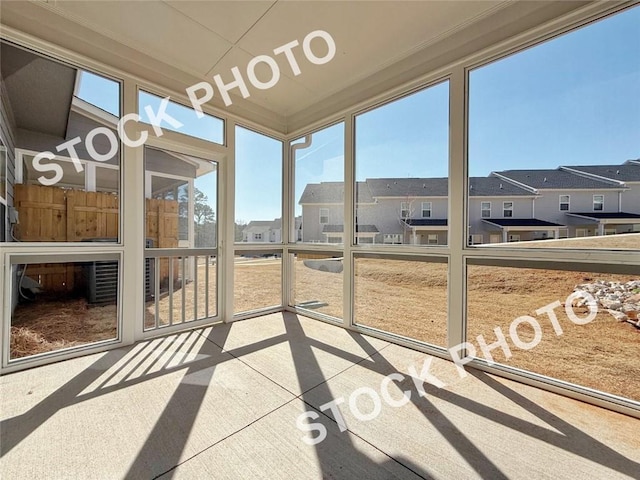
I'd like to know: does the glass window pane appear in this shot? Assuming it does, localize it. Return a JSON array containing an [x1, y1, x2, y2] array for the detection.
[[355, 81, 449, 246], [467, 263, 639, 402], [1, 42, 122, 243], [10, 258, 119, 360], [144, 146, 217, 249], [294, 123, 345, 244], [235, 126, 282, 243], [76, 70, 120, 116], [354, 257, 448, 347], [291, 252, 343, 320], [234, 253, 282, 314], [138, 91, 224, 144], [468, 7, 640, 249]]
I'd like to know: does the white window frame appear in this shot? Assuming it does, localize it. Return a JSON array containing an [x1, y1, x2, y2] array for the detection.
[[481, 201, 491, 218], [0, 145, 7, 205], [593, 195, 604, 211], [503, 201, 513, 218], [421, 202, 432, 218], [427, 234, 439, 245], [400, 202, 410, 219], [319, 208, 329, 225], [254, 232, 263, 241], [559, 195, 570, 211]]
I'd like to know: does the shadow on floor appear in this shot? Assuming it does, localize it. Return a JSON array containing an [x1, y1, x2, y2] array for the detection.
[[1, 313, 638, 479]]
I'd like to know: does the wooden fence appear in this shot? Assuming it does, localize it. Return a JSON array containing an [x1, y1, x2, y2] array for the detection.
[[13, 184, 179, 293]]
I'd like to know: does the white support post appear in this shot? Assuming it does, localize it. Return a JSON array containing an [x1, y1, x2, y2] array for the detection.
[[343, 115, 355, 328], [447, 66, 467, 350], [223, 121, 236, 322], [120, 76, 145, 343]]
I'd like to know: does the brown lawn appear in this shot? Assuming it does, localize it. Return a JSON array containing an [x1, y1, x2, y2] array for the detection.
[[9, 244, 639, 402]]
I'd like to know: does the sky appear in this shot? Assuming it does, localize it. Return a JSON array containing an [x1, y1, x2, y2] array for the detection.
[[77, 5, 639, 223]]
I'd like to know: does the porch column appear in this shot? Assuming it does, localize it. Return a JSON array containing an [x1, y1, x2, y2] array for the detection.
[[598, 223, 605, 236], [412, 228, 418, 245], [502, 229, 508, 243]]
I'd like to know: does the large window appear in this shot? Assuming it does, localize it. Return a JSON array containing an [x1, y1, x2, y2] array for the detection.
[[234, 126, 283, 315], [468, 6, 640, 249], [294, 123, 345, 245], [355, 81, 449, 246], [144, 146, 218, 249], [234, 126, 282, 244], [234, 254, 281, 314], [291, 252, 343, 320], [354, 256, 448, 347], [8, 255, 120, 361], [138, 90, 224, 144], [1, 41, 122, 243], [466, 262, 639, 403]]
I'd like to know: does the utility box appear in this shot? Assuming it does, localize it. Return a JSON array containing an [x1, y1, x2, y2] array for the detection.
[[83, 238, 154, 304]]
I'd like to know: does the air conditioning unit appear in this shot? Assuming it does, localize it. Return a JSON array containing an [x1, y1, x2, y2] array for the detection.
[[83, 238, 154, 304]]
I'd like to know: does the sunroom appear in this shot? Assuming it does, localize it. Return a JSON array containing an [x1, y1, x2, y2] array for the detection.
[[1, 1, 639, 478]]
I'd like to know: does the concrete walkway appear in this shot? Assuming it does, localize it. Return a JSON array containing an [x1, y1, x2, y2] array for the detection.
[[1, 312, 638, 479]]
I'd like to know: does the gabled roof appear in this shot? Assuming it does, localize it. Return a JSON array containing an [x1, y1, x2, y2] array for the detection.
[[246, 219, 281, 230], [468, 177, 534, 196], [494, 169, 622, 190], [561, 163, 640, 183], [366, 178, 448, 197], [299, 182, 374, 204], [302, 177, 535, 204]]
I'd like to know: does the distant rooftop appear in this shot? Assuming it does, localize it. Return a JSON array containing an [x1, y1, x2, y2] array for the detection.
[[494, 169, 622, 190], [561, 163, 640, 183]]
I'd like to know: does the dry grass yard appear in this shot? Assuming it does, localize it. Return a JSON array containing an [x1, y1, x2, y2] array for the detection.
[[9, 237, 639, 402], [11, 298, 117, 359]]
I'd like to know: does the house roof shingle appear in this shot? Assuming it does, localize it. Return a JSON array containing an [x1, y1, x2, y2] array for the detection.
[[299, 182, 374, 204], [365, 178, 448, 197], [494, 169, 621, 190], [561, 164, 640, 183], [300, 177, 534, 204], [468, 177, 534, 196]]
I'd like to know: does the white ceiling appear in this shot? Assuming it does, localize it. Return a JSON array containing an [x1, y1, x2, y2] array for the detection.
[[0, 1, 591, 133]]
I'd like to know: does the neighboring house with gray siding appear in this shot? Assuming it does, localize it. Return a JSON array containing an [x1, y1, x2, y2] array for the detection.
[[297, 160, 640, 245], [495, 166, 639, 237], [242, 219, 282, 243]]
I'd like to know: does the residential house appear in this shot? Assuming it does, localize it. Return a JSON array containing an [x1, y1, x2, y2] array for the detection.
[[298, 161, 640, 244], [242, 218, 282, 243]]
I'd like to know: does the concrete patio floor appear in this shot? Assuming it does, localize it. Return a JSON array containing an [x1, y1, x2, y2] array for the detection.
[[1, 312, 638, 479]]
